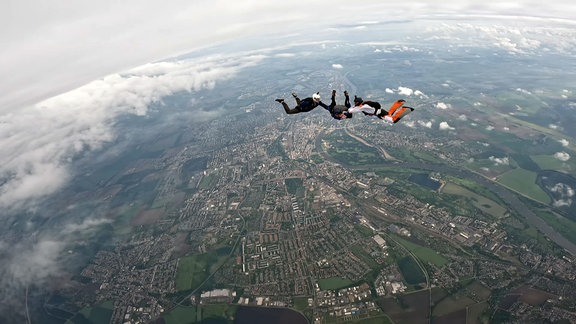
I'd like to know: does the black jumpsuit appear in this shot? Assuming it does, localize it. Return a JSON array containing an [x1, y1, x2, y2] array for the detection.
[[280, 96, 328, 114], [326, 91, 352, 120]]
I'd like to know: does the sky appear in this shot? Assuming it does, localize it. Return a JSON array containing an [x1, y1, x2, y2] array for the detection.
[[1, 0, 576, 318], [2, 0, 575, 111]]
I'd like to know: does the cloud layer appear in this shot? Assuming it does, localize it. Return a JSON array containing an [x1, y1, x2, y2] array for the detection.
[[3, 1, 576, 110], [0, 54, 265, 212]]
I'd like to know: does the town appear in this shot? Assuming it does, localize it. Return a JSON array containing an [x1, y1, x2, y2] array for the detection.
[[59, 97, 576, 324]]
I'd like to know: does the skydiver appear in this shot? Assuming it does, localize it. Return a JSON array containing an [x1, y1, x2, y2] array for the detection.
[[326, 90, 377, 120], [325, 90, 352, 119], [275, 92, 328, 114], [356, 98, 414, 124], [352, 96, 384, 117]]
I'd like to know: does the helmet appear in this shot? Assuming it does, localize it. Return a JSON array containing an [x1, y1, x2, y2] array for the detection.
[[353, 96, 363, 104], [312, 92, 321, 102]]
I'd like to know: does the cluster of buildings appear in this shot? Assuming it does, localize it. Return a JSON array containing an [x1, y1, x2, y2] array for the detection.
[[60, 101, 576, 323]]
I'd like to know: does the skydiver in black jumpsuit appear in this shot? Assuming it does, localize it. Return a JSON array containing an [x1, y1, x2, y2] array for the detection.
[[275, 92, 328, 114]]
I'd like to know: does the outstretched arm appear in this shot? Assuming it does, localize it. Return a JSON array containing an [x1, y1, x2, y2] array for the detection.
[[318, 101, 329, 109]]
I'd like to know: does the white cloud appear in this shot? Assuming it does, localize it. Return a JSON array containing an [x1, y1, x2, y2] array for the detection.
[[549, 183, 574, 208], [458, 114, 468, 121], [550, 183, 575, 196], [436, 102, 451, 109], [516, 88, 532, 95], [398, 87, 414, 96], [383, 86, 426, 98], [332, 64, 344, 69], [0, 54, 264, 212], [64, 218, 113, 233], [486, 125, 494, 131], [0, 216, 115, 319], [426, 18, 576, 56], [554, 152, 570, 161], [414, 90, 428, 98], [489, 156, 509, 165], [559, 139, 569, 147], [7, 240, 64, 284], [404, 120, 416, 128], [418, 120, 433, 128], [439, 121, 455, 130]]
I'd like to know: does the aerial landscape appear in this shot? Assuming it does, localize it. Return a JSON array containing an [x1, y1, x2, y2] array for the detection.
[[1, 2, 576, 324]]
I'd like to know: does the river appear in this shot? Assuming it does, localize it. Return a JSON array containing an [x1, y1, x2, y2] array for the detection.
[[371, 161, 576, 255], [314, 131, 576, 255]]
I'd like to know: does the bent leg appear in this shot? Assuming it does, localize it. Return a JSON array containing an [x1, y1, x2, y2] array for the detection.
[[392, 106, 414, 123], [387, 100, 405, 116], [284, 103, 303, 114]]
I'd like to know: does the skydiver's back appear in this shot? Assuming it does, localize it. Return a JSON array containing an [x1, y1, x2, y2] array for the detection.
[[298, 97, 317, 112]]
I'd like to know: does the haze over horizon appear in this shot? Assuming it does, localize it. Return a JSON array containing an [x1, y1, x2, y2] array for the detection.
[[3, 0, 576, 110]]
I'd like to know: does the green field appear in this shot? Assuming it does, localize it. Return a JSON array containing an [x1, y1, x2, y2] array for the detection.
[[431, 280, 490, 319], [445, 176, 505, 204], [285, 177, 304, 196], [467, 302, 490, 324], [355, 224, 375, 237], [324, 130, 384, 165], [68, 301, 114, 324], [163, 306, 198, 324], [293, 296, 311, 311], [391, 235, 449, 267], [432, 294, 476, 317], [163, 304, 238, 324], [442, 182, 508, 218], [175, 252, 227, 291], [465, 281, 492, 301], [198, 173, 218, 189], [496, 168, 550, 204], [318, 277, 354, 290], [199, 304, 238, 322], [531, 154, 576, 173]]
